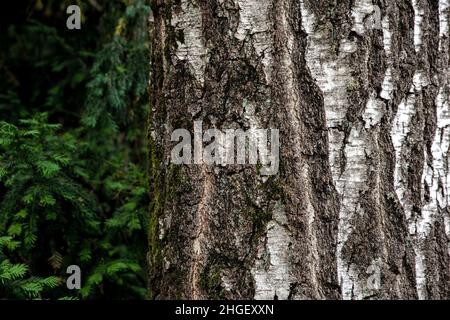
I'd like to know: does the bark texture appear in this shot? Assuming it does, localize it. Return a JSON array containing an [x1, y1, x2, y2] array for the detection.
[[148, 0, 450, 299]]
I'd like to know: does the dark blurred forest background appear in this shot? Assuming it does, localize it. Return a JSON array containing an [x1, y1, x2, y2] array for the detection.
[[0, 0, 150, 299]]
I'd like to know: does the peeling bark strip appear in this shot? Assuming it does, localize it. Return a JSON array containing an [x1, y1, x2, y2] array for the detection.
[[148, 0, 450, 299]]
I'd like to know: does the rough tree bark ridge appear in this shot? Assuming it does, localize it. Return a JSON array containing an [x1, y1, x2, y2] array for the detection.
[[148, 0, 450, 299]]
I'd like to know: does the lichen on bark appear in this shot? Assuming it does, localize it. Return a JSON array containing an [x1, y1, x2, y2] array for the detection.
[[148, 0, 450, 300]]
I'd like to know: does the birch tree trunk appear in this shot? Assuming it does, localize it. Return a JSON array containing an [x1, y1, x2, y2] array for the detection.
[[148, 0, 450, 300]]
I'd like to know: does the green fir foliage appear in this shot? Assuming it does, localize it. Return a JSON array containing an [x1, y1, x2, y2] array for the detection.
[[0, 0, 150, 299]]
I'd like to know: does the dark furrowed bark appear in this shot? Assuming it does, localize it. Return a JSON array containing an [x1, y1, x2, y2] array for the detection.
[[148, 0, 450, 300]]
